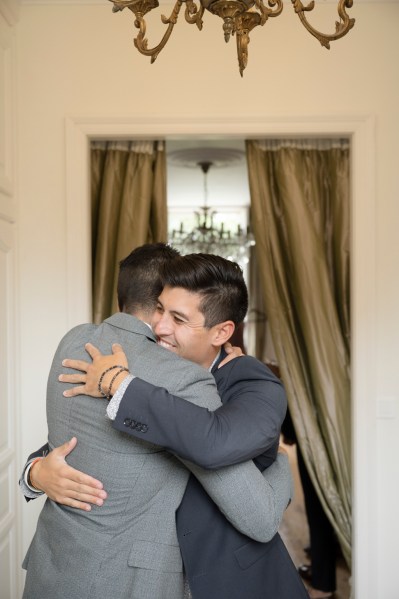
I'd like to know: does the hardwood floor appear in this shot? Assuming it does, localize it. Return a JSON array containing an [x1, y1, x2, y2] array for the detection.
[[278, 443, 352, 599]]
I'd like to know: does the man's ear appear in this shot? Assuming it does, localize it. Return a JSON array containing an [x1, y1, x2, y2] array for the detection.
[[212, 321, 235, 347]]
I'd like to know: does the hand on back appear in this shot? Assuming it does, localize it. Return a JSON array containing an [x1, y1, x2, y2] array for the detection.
[[59, 342, 129, 399], [30, 437, 107, 511]]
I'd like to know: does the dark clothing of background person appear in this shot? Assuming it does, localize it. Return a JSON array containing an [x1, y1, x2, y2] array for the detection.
[[281, 409, 337, 594]]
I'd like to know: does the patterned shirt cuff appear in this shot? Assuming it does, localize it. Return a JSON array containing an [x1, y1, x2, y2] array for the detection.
[[19, 459, 45, 499], [106, 374, 135, 421]]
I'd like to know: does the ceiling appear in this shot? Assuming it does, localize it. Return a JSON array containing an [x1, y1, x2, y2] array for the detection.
[[166, 139, 249, 210]]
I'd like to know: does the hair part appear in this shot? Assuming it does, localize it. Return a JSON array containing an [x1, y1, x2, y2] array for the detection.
[[117, 243, 180, 316], [160, 253, 248, 328]]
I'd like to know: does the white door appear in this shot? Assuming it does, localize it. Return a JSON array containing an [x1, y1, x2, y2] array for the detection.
[[0, 5, 21, 597], [0, 220, 19, 599]]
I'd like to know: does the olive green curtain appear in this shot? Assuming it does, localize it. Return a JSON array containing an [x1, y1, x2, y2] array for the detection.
[[91, 140, 167, 323], [246, 247, 268, 360], [246, 139, 351, 566]]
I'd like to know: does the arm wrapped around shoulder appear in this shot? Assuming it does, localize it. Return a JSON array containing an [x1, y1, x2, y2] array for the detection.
[[182, 451, 293, 543]]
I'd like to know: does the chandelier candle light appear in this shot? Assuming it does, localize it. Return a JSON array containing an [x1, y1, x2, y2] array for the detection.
[[169, 161, 255, 266], [109, 0, 355, 76]]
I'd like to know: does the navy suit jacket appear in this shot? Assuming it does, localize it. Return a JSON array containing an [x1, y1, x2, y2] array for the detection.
[[113, 352, 308, 599]]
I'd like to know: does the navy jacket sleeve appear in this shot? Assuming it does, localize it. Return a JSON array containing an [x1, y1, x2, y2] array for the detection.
[[113, 356, 287, 469], [26, 443, 50, 463]]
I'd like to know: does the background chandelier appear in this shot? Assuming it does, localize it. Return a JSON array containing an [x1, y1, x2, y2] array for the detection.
[[109, 0, 355, 76], [168, 160, 255, 266]]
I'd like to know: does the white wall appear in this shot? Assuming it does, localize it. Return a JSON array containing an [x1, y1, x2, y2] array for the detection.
[[14, 2, 399, 598]]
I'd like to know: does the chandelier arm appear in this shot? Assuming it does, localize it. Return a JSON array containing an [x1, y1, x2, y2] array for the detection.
[[291, 0, 355, 49], [131, 0, 184, 63], [185, 0, 206, 30], [253, 0, 283, 27]]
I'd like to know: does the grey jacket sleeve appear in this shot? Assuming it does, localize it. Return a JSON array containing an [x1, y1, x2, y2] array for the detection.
[[182, 452, 293, 543]]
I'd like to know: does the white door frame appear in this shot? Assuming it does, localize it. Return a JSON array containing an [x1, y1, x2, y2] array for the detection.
[[65, 114, 377, 599]]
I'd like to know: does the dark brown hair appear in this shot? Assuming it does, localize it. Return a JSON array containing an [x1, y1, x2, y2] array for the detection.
[[117, 243, 180, 315], [160, 253, 248, 328]]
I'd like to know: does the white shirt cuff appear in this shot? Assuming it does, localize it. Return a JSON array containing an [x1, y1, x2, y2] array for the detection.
[[106, 374, 135, 421], [19, 458, 45, 499]]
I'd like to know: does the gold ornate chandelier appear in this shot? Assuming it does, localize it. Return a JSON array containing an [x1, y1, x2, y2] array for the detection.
[[168, 160, 255, 266], [109, 0, 355, 76]]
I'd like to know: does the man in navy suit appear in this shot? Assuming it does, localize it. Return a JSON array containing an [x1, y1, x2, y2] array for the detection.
[[22, 253, 308, 599]]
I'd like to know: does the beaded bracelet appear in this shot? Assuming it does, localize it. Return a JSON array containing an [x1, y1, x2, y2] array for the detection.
[[106, 367, 130, 401], [97, 365, 128, 398]]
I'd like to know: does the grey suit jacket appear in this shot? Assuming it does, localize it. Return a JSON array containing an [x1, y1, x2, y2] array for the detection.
[[22, 313, 291, 599]]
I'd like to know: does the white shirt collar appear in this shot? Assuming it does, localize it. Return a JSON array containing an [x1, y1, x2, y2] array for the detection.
[[209, 350, 221, 372]]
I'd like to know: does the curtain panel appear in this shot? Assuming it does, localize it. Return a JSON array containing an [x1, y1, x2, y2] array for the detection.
[[246, 139, 351, 565], [246, 246, 268, 360], [91, 140, 167, 323]]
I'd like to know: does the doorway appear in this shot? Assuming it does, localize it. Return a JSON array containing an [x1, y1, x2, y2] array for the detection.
[[65, 114, 377, 599]]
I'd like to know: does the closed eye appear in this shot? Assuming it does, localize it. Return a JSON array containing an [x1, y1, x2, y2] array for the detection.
[[173, 316, 185, 324]]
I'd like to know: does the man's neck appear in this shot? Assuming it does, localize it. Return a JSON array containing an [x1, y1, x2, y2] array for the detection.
[[125, 308, 152, 328]]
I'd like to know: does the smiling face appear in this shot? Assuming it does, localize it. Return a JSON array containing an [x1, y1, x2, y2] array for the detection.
[[152, 286, 234, 369]]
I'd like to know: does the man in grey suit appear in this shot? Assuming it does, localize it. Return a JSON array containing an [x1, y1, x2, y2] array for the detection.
[[21, 244, 292, 599]]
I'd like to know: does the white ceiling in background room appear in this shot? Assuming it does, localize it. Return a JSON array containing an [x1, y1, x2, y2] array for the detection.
[[166, 139, 249, 210]]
